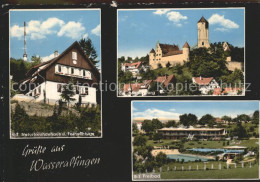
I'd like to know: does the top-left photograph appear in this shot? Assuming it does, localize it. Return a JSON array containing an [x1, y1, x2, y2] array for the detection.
[[9, 9, 102, 138]]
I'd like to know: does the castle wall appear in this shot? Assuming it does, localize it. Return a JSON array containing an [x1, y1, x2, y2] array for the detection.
[[227, 62, 243, 71], [150, 53, 188, 69]]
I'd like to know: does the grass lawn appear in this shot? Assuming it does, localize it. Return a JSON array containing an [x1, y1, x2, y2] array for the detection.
[[160, 164, 259, 179]]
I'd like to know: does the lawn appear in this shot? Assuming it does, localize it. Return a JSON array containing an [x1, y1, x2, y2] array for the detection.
[[160, 163, 259, 179]]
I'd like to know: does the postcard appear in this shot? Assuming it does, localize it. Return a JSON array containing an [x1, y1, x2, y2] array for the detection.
[[118, 8, 245, 97], [9, 9, 102, 138], [132, 101, 259, 180]]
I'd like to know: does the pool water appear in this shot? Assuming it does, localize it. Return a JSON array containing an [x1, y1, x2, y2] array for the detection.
[[167, 154, 210, 162], [188, 148, 244, 153]]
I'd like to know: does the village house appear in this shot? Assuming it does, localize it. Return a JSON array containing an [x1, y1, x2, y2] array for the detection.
[[121, 61, 144, 77], [192, 76, 219, 95], [12, 41, 100, 106], [121, 74, 175, 96]]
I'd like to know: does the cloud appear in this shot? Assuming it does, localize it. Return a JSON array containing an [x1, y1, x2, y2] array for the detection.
[[169, 108, 176, 111], [82, 33, 88, 39], [166, 11, 187, 23], [153, 10, 187, 27], [58, 21, 86, 39], [10, 25, 24, 39], [42, 53, 54, 62], [132, 107, 138, 111], [208, 14, 239, 31], [133, 108, 180, 120], [91, 24, 101, 36], [214, 28, 229, 32], [153, 9, 171, 15], [10, 17, 87, 40]]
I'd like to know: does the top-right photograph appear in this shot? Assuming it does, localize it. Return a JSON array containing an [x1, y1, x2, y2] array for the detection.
[[117, 8, 245, 97]]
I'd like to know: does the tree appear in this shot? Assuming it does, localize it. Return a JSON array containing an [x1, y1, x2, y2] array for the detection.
[[252, 111, 259, 125], [141, 119, 163, 135], [79, 38, 99, 65], [133, 123, 139, 135], [155, 152, 167, 166], [153, 132, 163, 142], [221, 115, 232, 124], [30, 55, 42, 65], [133, 135, 147, 146], [60, 83, 76, 110], [236, 114, 251, 123], [233, 122, 248, 139], [179, 113, 198, 126], [165, 120, 177, 128], [199, 114, 216, 127]]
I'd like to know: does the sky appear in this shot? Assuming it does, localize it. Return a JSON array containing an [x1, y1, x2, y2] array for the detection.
[[10, 9, 101, 68], [118, 8, 245, 58], [132, 101, 259, 120]]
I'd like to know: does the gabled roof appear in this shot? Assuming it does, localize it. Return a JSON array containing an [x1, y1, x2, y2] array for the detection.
[[158, 43, 181, 57], [193, 77, 214, 85], [123, 83, 142, 92], [26, 41, 100, 79], [198, 16, 208, 23], [150, 49, 155, 53], [154, 74, 175, 86], [183, 42, 190, 48], [123, 61, 142, 69]]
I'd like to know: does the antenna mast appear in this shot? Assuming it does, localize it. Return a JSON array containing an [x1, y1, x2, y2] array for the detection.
[[23, 21, 27, 61]]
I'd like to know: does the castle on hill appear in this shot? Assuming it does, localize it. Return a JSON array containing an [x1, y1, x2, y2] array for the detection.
[[149, 16, 243, 71]]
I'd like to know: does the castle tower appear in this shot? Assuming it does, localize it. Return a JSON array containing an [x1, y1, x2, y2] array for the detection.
[[197, 16, 210, 48], [149, 48, 156, 69], [182, 42, 190, 61]]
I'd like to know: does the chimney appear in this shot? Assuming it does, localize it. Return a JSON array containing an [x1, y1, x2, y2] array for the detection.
[[54, 50, 59, 58], [200, 76, 202, 80]]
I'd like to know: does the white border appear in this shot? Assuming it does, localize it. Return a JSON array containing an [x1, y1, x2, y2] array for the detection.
[[117, 8, 246, 97], [9, 8, 103, 139], [131, 100, 260, 181]]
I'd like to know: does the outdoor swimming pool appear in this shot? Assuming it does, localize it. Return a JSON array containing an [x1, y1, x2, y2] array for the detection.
[[188, 148, 244, 153], [167, 154, 211, 162]]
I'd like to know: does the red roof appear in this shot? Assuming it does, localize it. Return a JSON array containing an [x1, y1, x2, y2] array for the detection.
[[183, 42, 190, 48], [198, 16, 208, 23], [123, 61, 142, 69], [154, 74, 175, 86], [123, 83, 142, 92], [193, 77, 214, 85], [215, 118, 223, 123], [213, 88, 221, 95], [223, 87, 241, 93]]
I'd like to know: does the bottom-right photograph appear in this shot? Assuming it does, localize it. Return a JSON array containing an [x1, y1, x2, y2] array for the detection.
[[131, 101, 259, 180]]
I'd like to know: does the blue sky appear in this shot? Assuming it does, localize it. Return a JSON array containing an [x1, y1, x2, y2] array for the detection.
[[10, 10, 101, 68], [118, 8, 244, 58], [132, 101, 258, 120]]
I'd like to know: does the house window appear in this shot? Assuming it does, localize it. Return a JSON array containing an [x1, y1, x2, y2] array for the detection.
[[58, 65, 61, 72], [76, 86, 79, 94], [71, 68, 74, 75], [34, 89, 37, 95], [72, 52, 77, 60], [57, 84, 62, 92], [83, 70, 86, 77], [38, 86, 41, 94], [202, 42, 204, 45], [85, 87, 89, 95]]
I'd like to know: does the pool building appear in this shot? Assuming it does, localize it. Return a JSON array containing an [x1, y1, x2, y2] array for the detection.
[[158, 127, 226, 140]]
